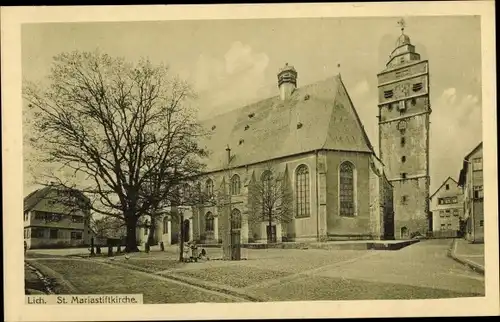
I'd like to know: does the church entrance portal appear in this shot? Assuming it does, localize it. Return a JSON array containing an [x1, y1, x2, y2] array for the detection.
[[400, 226, 409, 239], [182, 219, 190, 242]]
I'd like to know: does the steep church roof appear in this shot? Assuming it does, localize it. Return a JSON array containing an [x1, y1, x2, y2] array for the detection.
[[198, 74, 375, 172]]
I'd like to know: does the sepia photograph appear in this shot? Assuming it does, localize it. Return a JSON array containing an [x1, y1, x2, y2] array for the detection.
[[2, 2, 498, 321]]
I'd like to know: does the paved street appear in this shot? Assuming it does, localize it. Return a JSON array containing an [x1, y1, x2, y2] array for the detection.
[[25, 239, 484, 302]]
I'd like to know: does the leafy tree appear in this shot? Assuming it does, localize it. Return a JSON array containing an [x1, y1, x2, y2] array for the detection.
[[23, 50, 207, 252], [248, 165, 293, 243]]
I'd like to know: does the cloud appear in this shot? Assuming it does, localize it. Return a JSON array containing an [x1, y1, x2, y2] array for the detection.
[[191, 41, 271, 118], [351, 79, 370, 97], [430, 87, 482, 191]]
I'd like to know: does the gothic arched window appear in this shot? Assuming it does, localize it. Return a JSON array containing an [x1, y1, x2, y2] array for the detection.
[[339, 161, 356, 217], [231, 208, 242, 230], [295, 165, 310, 218], [261, 171, 273, 193], [163, 217, 169, 234], [230, 174, 241, 195], [205, 179, 214, 197], [182, 183, 191, 200], [205, 212, 214, 232]]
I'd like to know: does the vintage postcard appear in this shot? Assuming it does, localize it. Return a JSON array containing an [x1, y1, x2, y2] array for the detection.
[[2, 2, 498, 321]]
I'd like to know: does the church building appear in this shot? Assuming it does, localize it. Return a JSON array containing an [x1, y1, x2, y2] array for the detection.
[[141, 24, 432, 246], [144, 66, 395, 246]]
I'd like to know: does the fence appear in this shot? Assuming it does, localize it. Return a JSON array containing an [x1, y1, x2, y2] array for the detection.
[[427, 230, 458, 239]]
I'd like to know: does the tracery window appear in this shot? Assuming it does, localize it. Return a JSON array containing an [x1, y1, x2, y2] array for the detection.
[[205, 179, 214, 197], [230, 175, 241, 195], [163, 217, 169, 234], [205, 212, 214, 232], [231, 209, 242, 230], [295, 165, 310, 218], [339, 162, 356, 217]]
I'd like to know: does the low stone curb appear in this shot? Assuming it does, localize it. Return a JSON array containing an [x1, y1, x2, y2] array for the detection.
[[448, 239, 485, 276], [25, 259, 79, 293], [163, 273, 264, 302], [103, 259, 262, 302]]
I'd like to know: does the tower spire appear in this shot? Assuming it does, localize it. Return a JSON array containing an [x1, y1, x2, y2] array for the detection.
[[397, 18, 406, 34]]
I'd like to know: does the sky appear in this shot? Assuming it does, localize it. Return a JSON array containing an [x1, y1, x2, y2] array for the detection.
[[22, 16, 483, 195]]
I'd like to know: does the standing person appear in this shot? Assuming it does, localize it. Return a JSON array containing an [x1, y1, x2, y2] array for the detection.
[[191, 242, 199, 262]]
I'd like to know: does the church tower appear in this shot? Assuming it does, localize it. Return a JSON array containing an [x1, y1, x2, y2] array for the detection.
[[377, 19, 431, 239]]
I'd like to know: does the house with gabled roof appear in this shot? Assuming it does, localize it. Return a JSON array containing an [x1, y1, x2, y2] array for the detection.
[[458, 142, 484, 243], [23, 183, 92, 249], [429, 176, 463, 237], [153, 62, 395, 247]]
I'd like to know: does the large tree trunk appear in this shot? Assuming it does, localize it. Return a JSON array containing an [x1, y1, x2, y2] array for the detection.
[[125, 214, 139, 252], [268, 214, 273, 244], [148, 218, 156, 246]]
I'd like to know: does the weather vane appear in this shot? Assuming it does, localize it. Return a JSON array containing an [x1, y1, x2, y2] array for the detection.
[[397, 18, 406, 33]]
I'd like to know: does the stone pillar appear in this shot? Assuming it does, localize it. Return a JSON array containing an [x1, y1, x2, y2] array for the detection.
[[189, 218, 194, 242], [214, 216, 219, 243], [276, 223, 282, 242]]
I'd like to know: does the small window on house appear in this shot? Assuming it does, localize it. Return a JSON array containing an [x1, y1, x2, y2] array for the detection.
[[211, 125, 216, 130], [439, 210, 444, 217], [473, 158, 483, 171], [438, 198, 443, 205], [401, 195, 408, 204], [446, 184, 450, 190], [401, 173, 407, 179], [50, 229, 58, 239], [297, 122, 303, 129], [401, 156, 406, 163], [304, 94, 310, 100], [387, 104, 393, 111], [473, 186, 484, 199], [248, 113, 255, 118], [400, 57, 405, 63], [412, 83, 423, 92], [411, 98, 417, 106], [144, 227, 148, 235], [71, 231, 82, 240], [401, 137, 406, 147], [453, 209, 459, 216], [479, 220, 484, 227], [244, 125, 250, 131], [239, 139, 244, 145]]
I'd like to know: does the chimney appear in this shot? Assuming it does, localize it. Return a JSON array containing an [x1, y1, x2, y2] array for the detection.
[[277, 63, 297, 101]]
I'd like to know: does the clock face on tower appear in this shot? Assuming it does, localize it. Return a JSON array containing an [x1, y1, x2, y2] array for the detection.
[[394, 83, 411, 98]]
